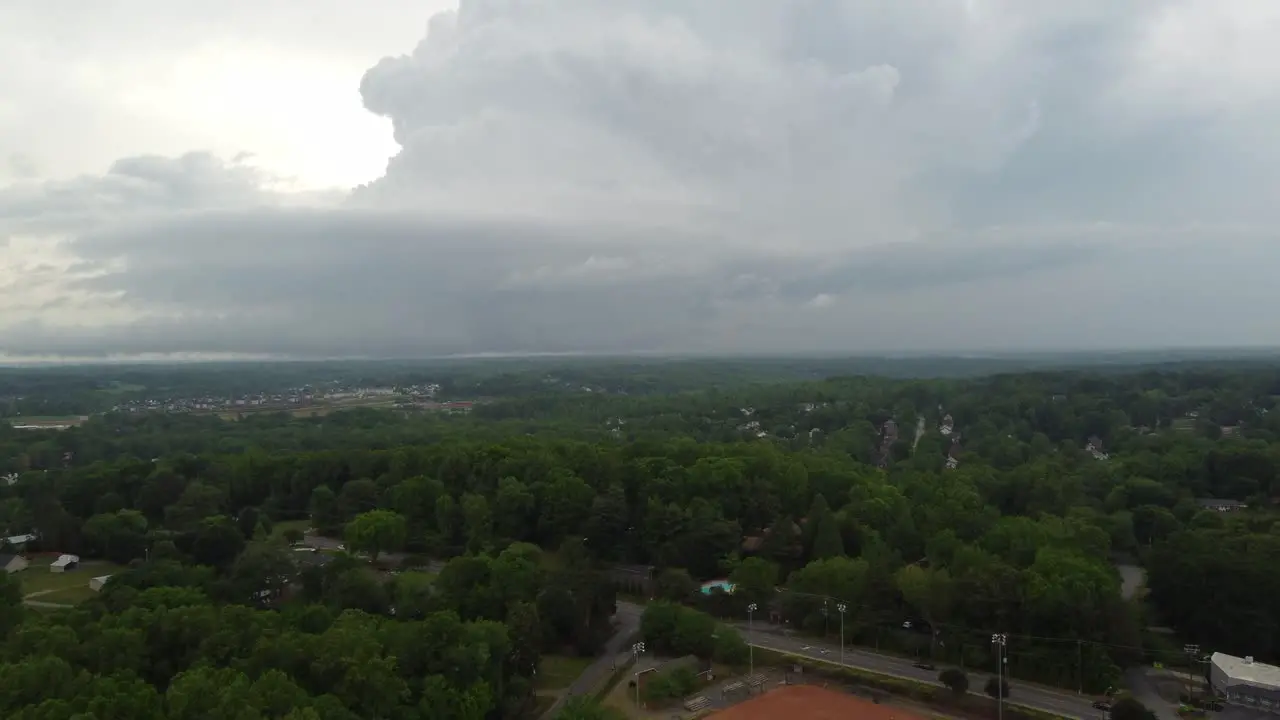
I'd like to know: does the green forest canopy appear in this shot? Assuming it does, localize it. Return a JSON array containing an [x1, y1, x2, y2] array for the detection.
[[1, 358, 1280, 716]]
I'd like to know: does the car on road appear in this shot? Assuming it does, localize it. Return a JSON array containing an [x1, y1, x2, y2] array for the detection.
[[1092, 701, 1112, 711], [913, 662, 936, 671]]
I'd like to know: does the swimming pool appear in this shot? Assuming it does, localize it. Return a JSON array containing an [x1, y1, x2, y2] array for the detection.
[[700, 579, 736, 595]]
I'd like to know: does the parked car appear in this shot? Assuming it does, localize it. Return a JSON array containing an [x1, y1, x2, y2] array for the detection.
[[913, 662, 937, 671], [1092, 701, 1112, 711]]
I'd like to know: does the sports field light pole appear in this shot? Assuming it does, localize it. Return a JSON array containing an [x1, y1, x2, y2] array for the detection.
[[834, 599, 844, 661], [631, 642, 646, 707], [1183, 644, 1200, 703], [992, 633, 1008, 720], [747, 603, 758, 678]]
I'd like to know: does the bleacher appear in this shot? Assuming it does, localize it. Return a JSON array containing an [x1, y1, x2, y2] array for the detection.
[[683, 696, 712, 712], [747, 673, 767, 689]]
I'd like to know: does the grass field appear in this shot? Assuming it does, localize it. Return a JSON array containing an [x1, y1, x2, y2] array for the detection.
[[270, 519, 312, 542], [536, 655, 594, 691], [35, 585, 99, 605], [18, 556, 125, 596]]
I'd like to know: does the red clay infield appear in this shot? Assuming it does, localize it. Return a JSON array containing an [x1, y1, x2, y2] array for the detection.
[[709, 684, 928, 720]]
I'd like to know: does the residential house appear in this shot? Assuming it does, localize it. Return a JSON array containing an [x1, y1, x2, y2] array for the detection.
[[939, 414, 955, 436], [0, 553, 28, 574], [50, 554, 80, 572], [945, 440, 961, 470], [1198, 498, 1247, 513], [1085, 436, 1110, 461]]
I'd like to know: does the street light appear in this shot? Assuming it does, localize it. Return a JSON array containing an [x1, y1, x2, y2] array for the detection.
[[747, 603, 758, 678], [632, 642, 647, 708], [836, 603, 848, 666], [992, 633, 1008, 720]]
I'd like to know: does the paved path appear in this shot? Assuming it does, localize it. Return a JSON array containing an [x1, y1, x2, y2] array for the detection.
[[539, 601, 645, 719], [735, 623, 1100, 720]]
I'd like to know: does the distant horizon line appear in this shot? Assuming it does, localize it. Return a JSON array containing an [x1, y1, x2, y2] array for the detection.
[[3, 345, 1280, 368]]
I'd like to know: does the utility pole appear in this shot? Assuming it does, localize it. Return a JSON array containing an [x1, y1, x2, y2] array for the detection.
[[1078, 640, 1084, 694], [747, 603, 758, 678], [1183, 644, 1200, 703], [837, 603, 847, 666], [992, 633, 1008, 720]]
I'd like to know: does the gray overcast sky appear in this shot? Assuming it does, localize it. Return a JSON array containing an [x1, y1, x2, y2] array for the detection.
[[2, 0, 1279, 359]]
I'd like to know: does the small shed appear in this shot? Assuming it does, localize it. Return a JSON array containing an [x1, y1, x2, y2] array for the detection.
[[50, 554, 80, 572], [0, 554, 28, 574], [89, 575, 112, 592]]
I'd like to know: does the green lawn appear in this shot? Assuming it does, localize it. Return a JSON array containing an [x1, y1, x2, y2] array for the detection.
[[35, 585, 100, 605], [270, 519, 312, 542], [535, 655, 594, 691], [19, 558, 124, 596]]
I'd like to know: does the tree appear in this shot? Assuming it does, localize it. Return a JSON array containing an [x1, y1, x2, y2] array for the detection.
[[1110, 695, 1156, 720], [811, 507, 845, 559], [460, 493, 493, 553], [728, 557, 779, 607], [0, 570, 22, 638], [654, 568, 697, 603], [939, 668, 969, 696], [165, 482, 226, 532], [344, 510, 407, 563], [984, 675, 1010, 699]]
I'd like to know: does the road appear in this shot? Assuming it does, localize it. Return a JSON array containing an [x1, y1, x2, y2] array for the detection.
[[539, 601, 644, 719], [735, 623, 1101, 720], [1115, 564, 1146, 601]]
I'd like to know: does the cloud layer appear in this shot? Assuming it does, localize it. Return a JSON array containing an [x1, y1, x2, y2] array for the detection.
[[3, 0, 1280, 357]]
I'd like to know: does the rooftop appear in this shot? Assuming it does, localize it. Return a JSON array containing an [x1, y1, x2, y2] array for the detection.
[[1213, 653, 1280, 689], [1198, 498, 1247, 507], [710, 685, 927, 720]]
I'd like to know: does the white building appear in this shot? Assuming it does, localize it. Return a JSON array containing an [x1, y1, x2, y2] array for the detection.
[[1211, 652, 1280, 712], [89, 575, 112, 592], [49, 554, 79, 572]]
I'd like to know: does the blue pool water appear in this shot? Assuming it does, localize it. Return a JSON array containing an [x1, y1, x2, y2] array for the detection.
[[700, 580, 735, 595]]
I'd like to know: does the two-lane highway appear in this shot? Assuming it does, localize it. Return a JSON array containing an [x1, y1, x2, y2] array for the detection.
[[735, 624, 1103, 720]]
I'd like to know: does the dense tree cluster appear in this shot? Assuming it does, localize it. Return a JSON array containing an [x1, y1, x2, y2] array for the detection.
[[3, 359, 1280, 714], [0, 536, 618, 718]]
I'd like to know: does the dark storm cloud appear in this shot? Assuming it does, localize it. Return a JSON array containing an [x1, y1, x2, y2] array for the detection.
[[4, 0, 1280, 357]]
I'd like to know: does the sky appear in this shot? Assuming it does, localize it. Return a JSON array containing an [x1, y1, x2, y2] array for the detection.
[[2, 0, 1279, 360]]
